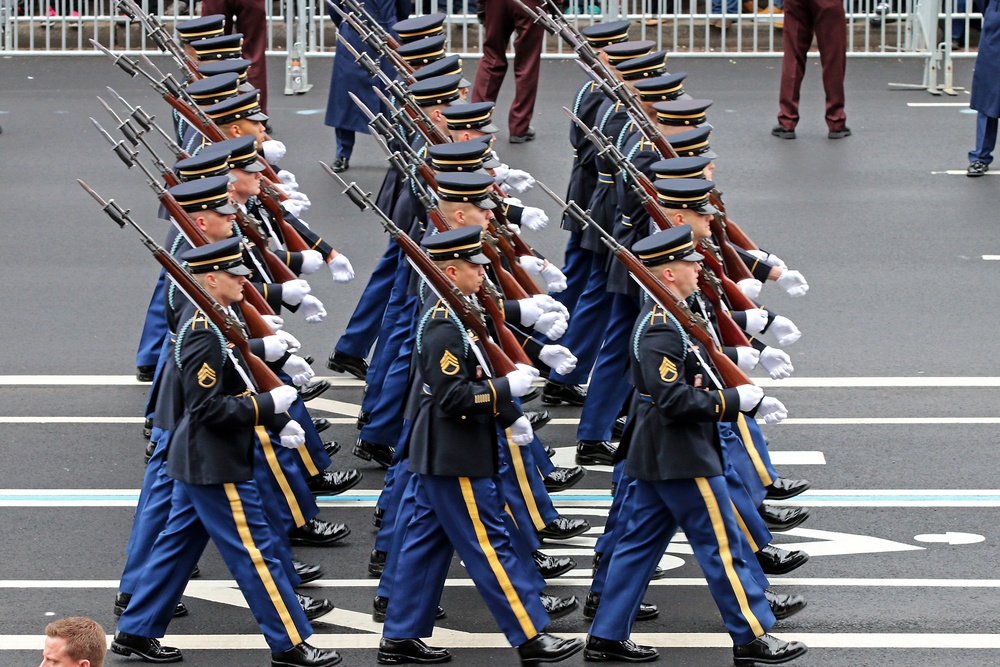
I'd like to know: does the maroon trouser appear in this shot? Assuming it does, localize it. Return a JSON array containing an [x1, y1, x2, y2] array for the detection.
[[471, 0, 544, 137], [202, 0, 269, 114], [777, 0, 847, 131]]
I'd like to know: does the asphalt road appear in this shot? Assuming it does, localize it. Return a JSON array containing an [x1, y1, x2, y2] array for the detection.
[[1, 52, 999, 667]]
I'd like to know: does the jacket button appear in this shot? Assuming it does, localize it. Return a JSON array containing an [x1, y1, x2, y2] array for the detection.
[[461, 415, 467, 420]]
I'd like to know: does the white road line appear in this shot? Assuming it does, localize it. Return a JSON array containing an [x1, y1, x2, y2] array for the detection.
[[932, 170, 999, 175], [0, 375, 366, 387], [908, 102, 969, 107], [983, 255, 1000, 260], [548, 417, 1000, 426]]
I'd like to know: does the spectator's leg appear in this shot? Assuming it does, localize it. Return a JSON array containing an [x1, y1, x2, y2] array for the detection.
[[813, 0, 848, 131]]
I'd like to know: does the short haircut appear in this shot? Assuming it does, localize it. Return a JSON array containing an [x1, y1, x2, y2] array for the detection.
[[46, 617, 107, 667]]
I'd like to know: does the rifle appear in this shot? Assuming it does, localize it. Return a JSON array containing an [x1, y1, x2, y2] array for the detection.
[[339, 0, 401, 50], [326, 0, 415, 81], [321, 163, 520, 375], [116, 0, 201, 82], [106, 86, 187, 160], [535, 180, 752, 388], [79, 180, 284, 391]]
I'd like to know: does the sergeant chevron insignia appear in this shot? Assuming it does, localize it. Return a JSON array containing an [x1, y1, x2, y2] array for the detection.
[[659, 356, 678, 383], [440, 350, 460, 376], [197, 362, 217, 387]]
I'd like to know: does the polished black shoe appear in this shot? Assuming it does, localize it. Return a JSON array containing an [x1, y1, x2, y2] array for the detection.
[[331, 156, 350, 173], [540, 593, 578, 619], [303, 356, 314, 366], [353, 438, 395, 468], [968, 160, 989, 177], [327, 350, 367, 379], [584, 636, 659, 662], [521, 385, 543, 404], [369, 548, 387, 577], [765, 477, 811, 500], [582, 592, 658, 621], [765, 588, 807, 620], [297, 379, 330, 402], [533, 551, 575, 578], [545, 445, 556, 458], [297, 592, 334, 620], [190, 564, 200, 578], [272, 641, 342, 667], [377, 637, 452, 664], [541, 380, 587, 406], [143, 417, 153, 440], [313, 417, 331, 434], [288, 518, 351, 547], [356, 410, 371, 429], [733, 633, 807, 665], [292, 558, 324, 584], [114, 592, 187, 618], [517, 632, 584, 665], [136, 365, 156, 382], [526, 410, 552, 431], [759, 505, 809, 532], [110, 631, 183, 663], [373, 506, 385, 529], [538, 515, 590, 541], [323, 440, 340, 458], [756, 545, 810, 575], [828, 126, 852, 139], [576, 440, 616, 466], [544, 465, 586, 493], [308, 469, 362, 496], [771, 125, 796, 140], [373, 596, 446, 623], [611, 415, 627, 439]]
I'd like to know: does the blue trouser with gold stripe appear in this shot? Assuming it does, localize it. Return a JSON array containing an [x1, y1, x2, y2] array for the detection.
[[548, 250, 614, 386], [383, 473, 549, 646], [334, 238, 401, 361], [499, 415, 559, 534], [117, 478, 312, 652], [589, 476, 774, 645], [255, 426, 319, 530]]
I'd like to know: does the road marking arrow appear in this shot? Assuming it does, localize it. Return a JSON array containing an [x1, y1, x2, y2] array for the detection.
[[913, 532, 985, 545], [777, 528, 925, 557]]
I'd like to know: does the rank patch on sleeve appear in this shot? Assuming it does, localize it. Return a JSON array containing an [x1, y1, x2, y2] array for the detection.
[[659, 356, 679, 383], [440, 350, 460, 376], [197, 362, 217, 387]]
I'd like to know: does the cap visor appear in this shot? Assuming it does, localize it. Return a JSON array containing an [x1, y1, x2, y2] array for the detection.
[[214, 202, 238, 215], [482, 156, 501, 169], [701, 149, 719, 159], [474, 197, 496, 210], [227, 173, 238, 184], [225, 264, 254, 276], [447, 97, 468, 106], [237, 83, 255, 93], [480, 121, 500, 134], [459, 77, 472, 88], [241, 160, 267, 173], [682, 251, 705, 262], [247, 111, 269, 121], [467, 252, 491, 265], [694, 202, 719, 216]]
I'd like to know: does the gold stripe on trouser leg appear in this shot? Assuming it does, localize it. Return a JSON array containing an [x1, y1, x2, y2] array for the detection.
[[255, 426, 306, 527], [504, 503, 520, 530], [694, 477, 765, 637], [736, 413, 774, 487], [223, 483, 303, 647], [505, 430, 547, 530], [458, 477, 538, 638], [730, 501, 759, 552], [295, 444, 321, 478]]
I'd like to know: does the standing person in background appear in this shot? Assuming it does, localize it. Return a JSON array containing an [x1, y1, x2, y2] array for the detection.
[[772, 0, 849, 140], [40, 617, 107, 667], [201, 0, 270, 116], [967, 0, 999, 177]]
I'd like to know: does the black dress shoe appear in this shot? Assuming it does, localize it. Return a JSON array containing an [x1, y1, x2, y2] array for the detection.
[[756, 545, 810, 575], [143, 417, 153, 440], [538, 515, 590, 541], [323, 440, 340, 458], [331, 156, 350, 173], [356, 410, 371, 429], [545, 445, 556, 458], [313, 418, 331, 434], [308, 469, 362, 496], [272, 641, 342, 667], [582, 592, 658, 621], [765, 588, 807, 620], [292, 558, 324, 584], [539, 593, 578, 619], [297, 379, 330, 402], [576, 440, 616, 466], [327, 350, 367, 379], [353, 438, 395, 468], [765, 477, 811, 500], [288, 518, 351, 547], [369, 548, 387, 577], [114, 592, 188, 618], [136, 365, 156, 382], [190, 564, 200, 578], [373, 505, 385, 529], [584, 636, 659, 662], [297, 592, 334, 620], [373, 596, 446, 623], [544, 465, 586, 493], [525, 410, 552, 431], [521, 385, 542, 404], [968, 160, 989, 177], [303, 355, 314, 365], [111, 631, 183, 663], [759, 505, 809, 532], [828, 126, 852, 139], [533, 551, 575, 578], [517, 632, 584, 665], [541, 380, 587, 406], [611, 415, 627, 440], [377, 638, 452, 664], [733, 633, 807, 665], [771, 125, 796, 140]]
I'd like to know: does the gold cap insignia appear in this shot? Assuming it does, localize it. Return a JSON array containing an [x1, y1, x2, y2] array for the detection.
[[197, 362, 217, 387], [440, 350, 460, 376], [659, 356, 679, 383]]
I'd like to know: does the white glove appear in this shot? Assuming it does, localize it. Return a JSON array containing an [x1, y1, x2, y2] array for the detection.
[[506, 222, 522, 236], [508, 415, 534, 446], [534, 311, 568, 340], [281, 197, 306, 218], [280, 279, 311, 306], [501, 169, 535, 194], [520, 206, 548, 232], [278, 419, 306, 448], [737, 278, 763, 300], [735, 346, 761, 371], [741, 308, 769, 335], [531, 293, 569, 318], [299, 249, 324, 276], [759, 346, 794, 380], [539, 345, 578, 375], [268, 385, 298, 413], [328, 253, 355, 282], [769, 315, 801, 346], [518, 254, 545, 278], [540, 263, 567, 293], [776, 269, 809, 297], [492, 163, 512, 185], [287, 190, 311, 213], [517, 298, 543, 327], [261, 335, 288, 362], [503, 196, 523, 207], [757, 396, 788, 424], [283, 354, 315, 386], [275, 328, 301, 354], [299, 294, 327, 323], [736, 384, 765, 412], [261, 139, 286, 164], [261, 314, 284, 333], [505, 364, 540, 397], [276, 169, 298, 191], [746, 248, 787, 270]]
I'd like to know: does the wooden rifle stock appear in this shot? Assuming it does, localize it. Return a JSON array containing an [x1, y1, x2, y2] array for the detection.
[[232, 208, 299, 283], [479, 284, 533, 366]]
